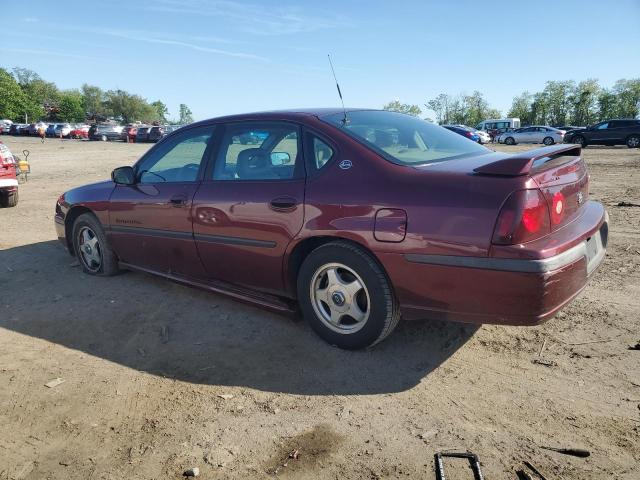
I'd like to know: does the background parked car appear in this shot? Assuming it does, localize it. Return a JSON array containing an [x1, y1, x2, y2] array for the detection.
[[0, 120, 12, 134], [89, 124, 123, 141], [498, 126, 565, 145], [45, 124, 58, 137], [55, 123, 72, 138], [442, 125, 481, 142], [454, 124, 490, 144], [120, 125, 138, 142], [135, 126, 151, 143], [70, 125, 90, 139], [148, 126, 166, 142], [564, 119, 640, 148], [28, 122, 48, 136]]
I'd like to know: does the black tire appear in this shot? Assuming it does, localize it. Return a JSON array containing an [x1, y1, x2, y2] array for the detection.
[[505, 137, 515, 145], [543, 136, 554, 146], [297, 241, 400, 349], [0, 190, 18, 207], [573, 135, 587, 148], [626, 134, 640, 148], [72, 213, 120, 276]]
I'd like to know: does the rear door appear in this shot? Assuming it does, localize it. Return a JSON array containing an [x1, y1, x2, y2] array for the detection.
[[517, 127, 534, 143], [109, 124, 215, 277], [192, 121, 305, 295]]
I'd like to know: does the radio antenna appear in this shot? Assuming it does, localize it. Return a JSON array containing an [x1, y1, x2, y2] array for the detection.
[[327, 54, 348, 125]]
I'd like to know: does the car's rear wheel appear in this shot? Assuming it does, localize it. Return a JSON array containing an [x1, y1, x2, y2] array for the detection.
[[543, 136, 555, 146], [505, 137, 515, 145], [297, 241, 400, 349], [72, 213, 119, 276], [0, 190, 18, 208], [626, 134, 640, 148], [573, 135, 587, 148]]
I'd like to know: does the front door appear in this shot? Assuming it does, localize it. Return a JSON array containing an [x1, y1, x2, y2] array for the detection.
[[109, 125, 215, 277], [192, 121, 305, 295]]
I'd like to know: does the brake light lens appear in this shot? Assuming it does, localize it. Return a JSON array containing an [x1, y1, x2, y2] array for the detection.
[[492, 189, 551, 245]]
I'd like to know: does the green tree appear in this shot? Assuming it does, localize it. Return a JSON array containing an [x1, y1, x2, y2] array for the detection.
[[597, 90, 618, 121], [57, 90, 86, 122], [612, 78, 640, 118], [179, 104, 194, 124], [0, 68, 43, 122], [541, 80, 575, 126], [382, 100, 422, 117], [426, 93, 453, 124], [81, 84, 106, 118], [151, 100, 169, 123], [105, 89, 158, 123], [508, 92, 534, 125], [570, 79, 600, 126], [12, 67, 41, 86]]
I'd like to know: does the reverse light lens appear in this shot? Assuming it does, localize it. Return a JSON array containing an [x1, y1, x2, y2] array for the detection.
[[551, 191, 565, 225]]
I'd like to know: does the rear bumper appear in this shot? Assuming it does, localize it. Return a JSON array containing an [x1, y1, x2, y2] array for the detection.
[[379, 202, 608, 325]]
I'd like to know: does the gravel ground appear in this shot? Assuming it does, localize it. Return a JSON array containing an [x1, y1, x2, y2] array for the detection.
[[0, 136, 638, 479]]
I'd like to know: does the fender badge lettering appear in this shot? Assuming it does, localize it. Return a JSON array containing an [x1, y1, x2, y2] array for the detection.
[[339, 159, 352, 170], [577, 191, 583, 204]]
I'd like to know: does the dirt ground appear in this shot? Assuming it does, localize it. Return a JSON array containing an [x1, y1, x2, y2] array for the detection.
[[0, 136, 638, 480]]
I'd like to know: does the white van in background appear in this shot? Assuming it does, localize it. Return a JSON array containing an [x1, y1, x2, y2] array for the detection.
[[476, 118, 520, 133]]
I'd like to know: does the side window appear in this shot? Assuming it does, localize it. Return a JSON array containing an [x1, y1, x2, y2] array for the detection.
[[312, 137, 334, 169], [137, 126, 213, 183], [596, 122, 609, 130], [213, 123, 300, 180]]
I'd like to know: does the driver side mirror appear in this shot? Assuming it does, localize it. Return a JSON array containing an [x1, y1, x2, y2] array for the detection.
[[112, 166, 135, 185], [270, 152, 291, 166]]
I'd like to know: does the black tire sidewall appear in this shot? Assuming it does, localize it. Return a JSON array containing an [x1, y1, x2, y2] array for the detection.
[[72, 213, 118, 276], [543, 137, 554, 145], [506, 137, 515, 145], [297, 243, 395, 349], [575, 135, 586, 147], [627, 135, 640, 148]]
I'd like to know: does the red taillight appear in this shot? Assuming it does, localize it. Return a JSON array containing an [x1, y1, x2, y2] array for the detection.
[[551, 191, 565, 225], [492, 189, 551, 245]]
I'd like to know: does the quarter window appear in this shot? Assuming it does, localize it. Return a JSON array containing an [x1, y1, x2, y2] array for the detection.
[[213, 123, 300, 180], [137, 125, 213, 183], [312, 137, 334, 169]]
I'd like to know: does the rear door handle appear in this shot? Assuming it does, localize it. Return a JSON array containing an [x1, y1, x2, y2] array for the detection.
[[270, 196, 297, 211], [169, 195, 188, 207]]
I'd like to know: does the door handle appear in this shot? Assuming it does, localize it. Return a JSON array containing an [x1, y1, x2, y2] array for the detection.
[[270, 197, 297, 211], [169, 195, 187, 207]]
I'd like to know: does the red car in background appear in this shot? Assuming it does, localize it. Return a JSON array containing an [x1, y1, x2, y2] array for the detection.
[[70, 125, 90, 139], [54, 109, 608, 349], [0, 142, 19, 207]]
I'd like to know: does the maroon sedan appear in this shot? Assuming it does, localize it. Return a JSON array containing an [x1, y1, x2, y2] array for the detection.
[[54, 109, 608, 349]]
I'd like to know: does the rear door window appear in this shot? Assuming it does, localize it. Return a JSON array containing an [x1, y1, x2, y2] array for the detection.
[[212, 123, 302, 180]]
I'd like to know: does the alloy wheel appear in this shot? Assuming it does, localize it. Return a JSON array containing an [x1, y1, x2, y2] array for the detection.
[[310, 262, 370, 334], [78, 226, 102, 272], [628, 136, 640, 148]]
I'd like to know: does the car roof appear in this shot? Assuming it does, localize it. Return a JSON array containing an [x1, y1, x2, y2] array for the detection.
[[189, 108, 375, 126]]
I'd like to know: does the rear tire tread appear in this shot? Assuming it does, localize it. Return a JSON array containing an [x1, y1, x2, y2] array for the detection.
[[298, 241, 400, 349]]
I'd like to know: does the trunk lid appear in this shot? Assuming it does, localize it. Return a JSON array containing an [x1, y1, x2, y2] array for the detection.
[[473, 145, 588, 232]]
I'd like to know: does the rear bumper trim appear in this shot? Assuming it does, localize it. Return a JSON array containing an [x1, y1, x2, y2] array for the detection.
[[405, 221, 607, 274]]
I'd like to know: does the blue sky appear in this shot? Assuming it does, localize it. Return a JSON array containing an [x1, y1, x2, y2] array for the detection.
[[2, 0, 639, 121]]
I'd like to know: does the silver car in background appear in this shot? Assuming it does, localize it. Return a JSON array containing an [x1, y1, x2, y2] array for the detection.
[[498, 126, 565, 145]]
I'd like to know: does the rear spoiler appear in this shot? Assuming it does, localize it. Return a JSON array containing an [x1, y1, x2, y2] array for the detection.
[[474, 144, 582, 176]]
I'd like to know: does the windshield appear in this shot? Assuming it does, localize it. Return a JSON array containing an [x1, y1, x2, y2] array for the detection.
[[321, 110, 488, 165]]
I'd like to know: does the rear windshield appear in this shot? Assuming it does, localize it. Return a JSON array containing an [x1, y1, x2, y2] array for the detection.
[[321, 110, 488, 165]]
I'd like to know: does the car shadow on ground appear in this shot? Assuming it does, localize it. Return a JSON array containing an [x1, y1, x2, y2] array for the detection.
[[1, 241, 478, 395]]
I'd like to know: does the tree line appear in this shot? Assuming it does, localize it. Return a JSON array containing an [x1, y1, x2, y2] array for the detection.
[[0, 67, 194, 125], [384, 78, 640, 127]]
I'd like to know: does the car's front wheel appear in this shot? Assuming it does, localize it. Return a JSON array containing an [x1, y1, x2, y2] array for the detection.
[[543, 136, 555, 146], [297, 241, 400, 349], [72, 213, 120, 276], [505, 137, 516, 145], [626, 134, 640, 148]]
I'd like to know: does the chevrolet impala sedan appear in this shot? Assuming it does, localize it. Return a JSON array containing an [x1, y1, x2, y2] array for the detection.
[[55, 109, 608, 349]]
